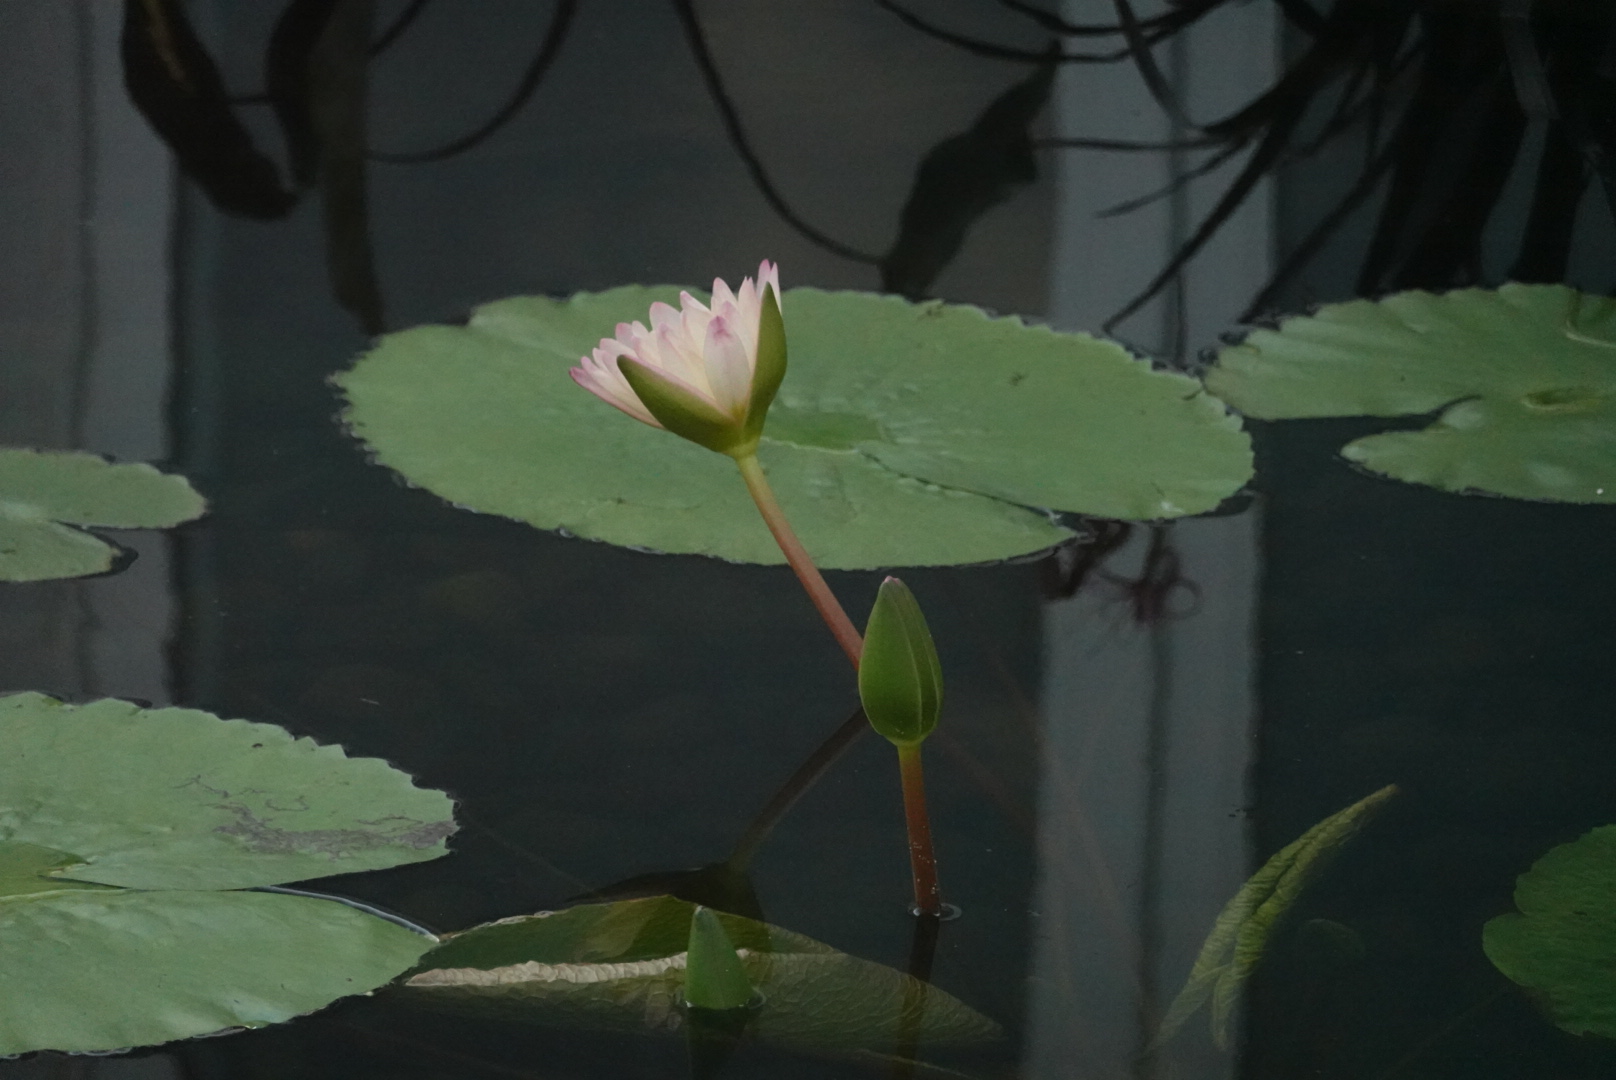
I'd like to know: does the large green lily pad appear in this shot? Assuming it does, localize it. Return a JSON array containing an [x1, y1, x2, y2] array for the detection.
[[0, 449, 206, 580], [0, 841, 432, 1055], [337, 287, 1251, 568], [0, 694, 456, 1054], [0, 693, 455, 891], [1206, 284, 1616, 502], [1484, 825, 1616, 1039], [399, 895, 1002, 1057]]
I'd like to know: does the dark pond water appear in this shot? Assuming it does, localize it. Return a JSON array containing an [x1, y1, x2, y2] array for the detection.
[[2, 2, 1615, 1078]]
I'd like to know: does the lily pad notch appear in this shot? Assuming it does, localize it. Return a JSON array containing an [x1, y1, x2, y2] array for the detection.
[[1206, 284, 1616, 503], [0, 448, 206, 581], [337, 286, 1253, 569]]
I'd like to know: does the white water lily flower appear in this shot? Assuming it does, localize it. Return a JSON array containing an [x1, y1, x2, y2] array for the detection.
[[570, 260, 786, 457]]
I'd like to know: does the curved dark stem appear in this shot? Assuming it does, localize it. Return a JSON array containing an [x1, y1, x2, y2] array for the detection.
[[1096, 137, 1250, 218], [727, 706, 869, 870], [1274, 0, 1326, 37], [671, 0, 881, 264], [369, 0, 431, 56], [370, 0, 576, 163], [1105, 96, 1309, 331], [1114, 0, 1198, 131], [1037, 133, 1220, 151], [1241, 136, 1401, 319], [1500, 0, 1555, 119], [995, 0, 1173, 37], [1511, 126, 1590, 282], [877, 0, 1132, 63]]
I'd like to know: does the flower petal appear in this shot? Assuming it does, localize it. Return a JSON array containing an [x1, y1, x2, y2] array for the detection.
[[703, 315, 753, 417]]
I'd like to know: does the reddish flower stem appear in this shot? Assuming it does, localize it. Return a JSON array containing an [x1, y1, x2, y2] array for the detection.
[[897, 742, 942, 916], [734, 453, 864, 668]]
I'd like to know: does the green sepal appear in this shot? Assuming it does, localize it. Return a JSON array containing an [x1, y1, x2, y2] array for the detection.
[[742, 284, 788, 446], [858, 577, 944, 747], [617, 357, 747, 455], [685, 906, 754, 1011]]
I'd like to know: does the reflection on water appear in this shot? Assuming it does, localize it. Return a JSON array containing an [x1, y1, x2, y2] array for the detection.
[[0, 0, 1614, 1077]]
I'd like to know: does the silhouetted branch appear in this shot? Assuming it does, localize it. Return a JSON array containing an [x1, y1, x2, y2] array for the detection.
[[369, 0, 431, 56], [671, 0, 881, 264], [370, 0, 576, 163]]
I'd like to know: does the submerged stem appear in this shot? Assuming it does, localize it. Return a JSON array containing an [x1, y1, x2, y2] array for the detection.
[[896, 742, 942, 916], [733, 452, 864, 668]]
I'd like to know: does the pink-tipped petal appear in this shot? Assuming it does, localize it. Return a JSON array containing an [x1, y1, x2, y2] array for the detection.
[[703, 315, 753, 416], [757, 260, 781, 309]]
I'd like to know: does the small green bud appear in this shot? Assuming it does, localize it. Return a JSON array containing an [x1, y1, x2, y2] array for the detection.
[[858, 577, 943, 747], [684, 906, 753, 1011]]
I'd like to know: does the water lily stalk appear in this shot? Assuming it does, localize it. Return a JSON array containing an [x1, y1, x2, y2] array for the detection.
[[733, 453, 863, 667], [896, 743, 942, 916], [571, 260, 864, 668], [860, 577, 946, 916]]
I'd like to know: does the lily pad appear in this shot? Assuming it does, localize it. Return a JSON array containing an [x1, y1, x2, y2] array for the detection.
[[0, 449, 206, 580], [1206, 284, 1616, 502], [0, 695, 456, 1054], [0, 693, 456, 890], [0, 841, 432, 1055], [1483, 825, 1616, 1039], [399, 895, 1001, 1056], [337, 287, 1251, 568]]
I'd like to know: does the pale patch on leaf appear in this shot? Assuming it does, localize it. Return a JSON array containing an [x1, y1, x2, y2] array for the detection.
[[401, 896, 1001, 1057]]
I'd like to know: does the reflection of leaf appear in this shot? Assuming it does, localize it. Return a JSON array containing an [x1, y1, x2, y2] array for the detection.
[[1154, 785, 1398, 1051], [0, 449, 206, 581], [880, 58, 1054, 299], [1484, 825, 1616, 1040], [0, 841, 431, 1055], [120, 0, 297, 219], [400, 896, 1002, 1056], [337, 287, 1250, 569], [0, 695, 457, 1054], [1206, 284, 1616, 502], [0, 693, 455, 891]]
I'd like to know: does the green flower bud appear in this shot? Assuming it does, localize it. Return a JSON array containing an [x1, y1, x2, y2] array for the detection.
[[858, 577, 944, 747], [684, 906, 753, 1011]]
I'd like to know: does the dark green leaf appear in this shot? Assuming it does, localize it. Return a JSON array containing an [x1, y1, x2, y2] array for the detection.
[[1484, 825, 1616, 1039], [1153, 785, 1398, 1050]]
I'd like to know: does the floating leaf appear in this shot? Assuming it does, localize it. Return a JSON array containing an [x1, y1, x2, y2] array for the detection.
[[400, 895, 1001, 1057], [0, 449, 206, 581], [0, 693, 455, 891], [0, 841, 431, 1055], [1206, 284, 1616, 502], [0, 695, 455, 1054], [1153, 785, 1398, 1051], [337, 287, 1251, 569], [1484, 825, 1616, 1040]]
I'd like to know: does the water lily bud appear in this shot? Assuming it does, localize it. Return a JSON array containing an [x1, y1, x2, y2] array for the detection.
[[684, 906, 754, 1011], [570, 261, 786, 457], [858, 577, 944, 747]]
